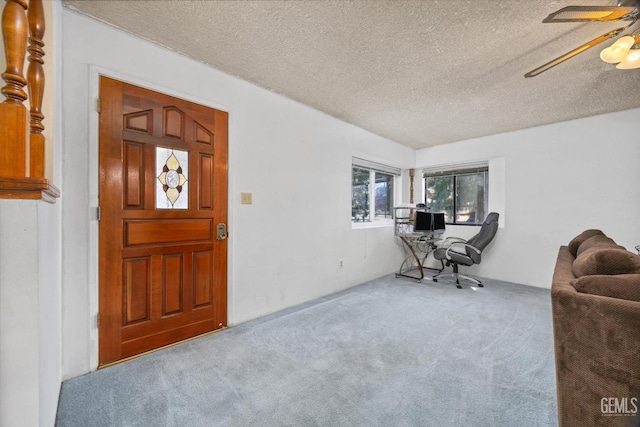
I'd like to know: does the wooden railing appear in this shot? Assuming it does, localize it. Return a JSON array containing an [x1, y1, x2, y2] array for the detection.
[[0, 0, 59, 203]]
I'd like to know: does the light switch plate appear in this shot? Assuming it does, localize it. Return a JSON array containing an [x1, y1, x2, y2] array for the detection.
[[241, 192, 252, 204]]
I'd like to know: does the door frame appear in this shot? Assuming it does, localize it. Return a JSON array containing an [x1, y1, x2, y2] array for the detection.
[[87, 66, 234, 371]]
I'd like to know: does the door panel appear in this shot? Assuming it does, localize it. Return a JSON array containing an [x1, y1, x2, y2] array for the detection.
[[99, 76, 228, 366], [123, 219, 213, 246]]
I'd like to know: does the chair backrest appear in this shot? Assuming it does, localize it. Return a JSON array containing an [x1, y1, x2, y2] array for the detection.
[[465, 212, 499, 264]]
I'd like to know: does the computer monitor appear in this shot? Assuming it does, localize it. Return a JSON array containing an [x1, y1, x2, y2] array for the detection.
[[432, 213, 446, 233], [413, 211, 431, 233], [413, 211, 446, 234]]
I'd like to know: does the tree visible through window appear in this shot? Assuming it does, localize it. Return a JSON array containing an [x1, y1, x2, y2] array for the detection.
[[352, 158, 399, 223], [374, 172, 393, 220], [425, 166, 488, 225], [352, 167, 370, 222]]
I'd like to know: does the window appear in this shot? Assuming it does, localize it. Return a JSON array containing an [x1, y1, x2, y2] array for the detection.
[[424, 163, 488, 225], [352, 158, 400, 223]]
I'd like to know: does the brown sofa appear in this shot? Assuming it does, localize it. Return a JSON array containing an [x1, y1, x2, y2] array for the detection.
[[551, 229, 640, 426]]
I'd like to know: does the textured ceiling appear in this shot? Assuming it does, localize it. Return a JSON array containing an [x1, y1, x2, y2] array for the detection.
[[63, 0, 640, 149]]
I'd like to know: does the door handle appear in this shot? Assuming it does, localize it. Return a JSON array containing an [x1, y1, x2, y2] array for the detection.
[[216, 223, 228, 241]]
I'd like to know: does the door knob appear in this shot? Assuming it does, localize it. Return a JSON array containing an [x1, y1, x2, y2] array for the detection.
[[216, 223, 228, 240]]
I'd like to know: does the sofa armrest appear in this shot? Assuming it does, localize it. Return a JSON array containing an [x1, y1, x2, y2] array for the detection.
[[551, 247, 640, 426]]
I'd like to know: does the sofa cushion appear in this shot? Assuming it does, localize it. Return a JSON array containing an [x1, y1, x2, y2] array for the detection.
[[568, 229, 605, 257], [576, 234, 622, 257], [573, 246, 640, 277], [571, 274, 640, 303]]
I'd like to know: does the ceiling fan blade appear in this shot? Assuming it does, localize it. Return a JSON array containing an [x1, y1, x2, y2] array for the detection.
[[543, 6, 637, 23], [525, 27, 627, 78]]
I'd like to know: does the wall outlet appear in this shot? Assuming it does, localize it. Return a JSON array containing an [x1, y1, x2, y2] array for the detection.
[[241, 192, 252, 204], [339, 259, 343, 269]]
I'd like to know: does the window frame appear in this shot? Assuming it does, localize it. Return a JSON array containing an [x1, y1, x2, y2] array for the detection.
[[423, 163, 489, 226], [352, 158, 400, 226]]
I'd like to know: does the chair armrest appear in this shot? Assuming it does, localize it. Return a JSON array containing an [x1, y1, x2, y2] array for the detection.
[[444, 242, 481, 260], [439, 236, 467, 248]]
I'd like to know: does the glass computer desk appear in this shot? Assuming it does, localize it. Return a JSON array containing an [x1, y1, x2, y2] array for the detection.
[[394, 206, 444, 282]]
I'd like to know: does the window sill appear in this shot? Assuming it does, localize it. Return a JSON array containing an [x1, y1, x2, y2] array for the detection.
[[351, 220, 394, 230]]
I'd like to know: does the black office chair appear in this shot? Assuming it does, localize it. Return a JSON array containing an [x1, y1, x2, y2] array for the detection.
[[432, 212, 499, 288]]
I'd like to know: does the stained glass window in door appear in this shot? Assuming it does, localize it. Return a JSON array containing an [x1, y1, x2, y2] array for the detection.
[[156, 147, 188, 209]]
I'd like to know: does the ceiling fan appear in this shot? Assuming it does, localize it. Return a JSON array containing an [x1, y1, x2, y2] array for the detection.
[[525, 0, 640, 77]]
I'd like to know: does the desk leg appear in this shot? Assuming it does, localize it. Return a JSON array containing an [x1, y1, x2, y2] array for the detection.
[[395, 236, 424, 282]]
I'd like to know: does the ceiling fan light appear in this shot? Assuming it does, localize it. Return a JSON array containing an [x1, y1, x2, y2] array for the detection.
[[600, 35, 635, 63], [616, 48, 640, 69]]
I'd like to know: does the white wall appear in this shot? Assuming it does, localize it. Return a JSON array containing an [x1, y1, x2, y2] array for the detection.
[[60, 9, 414, 379], [1, 200, 40, 427], [0, 200, 61, 427], [416, 108, 640, 288]]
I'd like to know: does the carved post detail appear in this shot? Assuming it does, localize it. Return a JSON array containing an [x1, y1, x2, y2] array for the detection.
[[0, 0, 59, 201], [27, 0, 45, 177], [1, 0, 27, 103], [0, 0, 29, 178], [409, 168, 415, 222], [409, 168, 414, 204]]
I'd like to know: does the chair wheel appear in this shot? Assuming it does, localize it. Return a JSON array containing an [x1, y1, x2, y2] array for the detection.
[[432, 278, 438, 282], [456, 284, 462, 289], [478, 283, 484, 287]]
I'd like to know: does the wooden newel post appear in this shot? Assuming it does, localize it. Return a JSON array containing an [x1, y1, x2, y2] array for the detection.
[[27, 0, 44, 178], [409, 168, 414, 204], [0, 0, 29, 177], [409, 168, 415, 222]]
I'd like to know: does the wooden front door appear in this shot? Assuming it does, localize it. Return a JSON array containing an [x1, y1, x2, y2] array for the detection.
[[98, 77, 228, 366]]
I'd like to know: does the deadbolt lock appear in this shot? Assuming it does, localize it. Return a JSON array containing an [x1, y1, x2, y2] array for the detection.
[[216, 223, 228, 241]]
